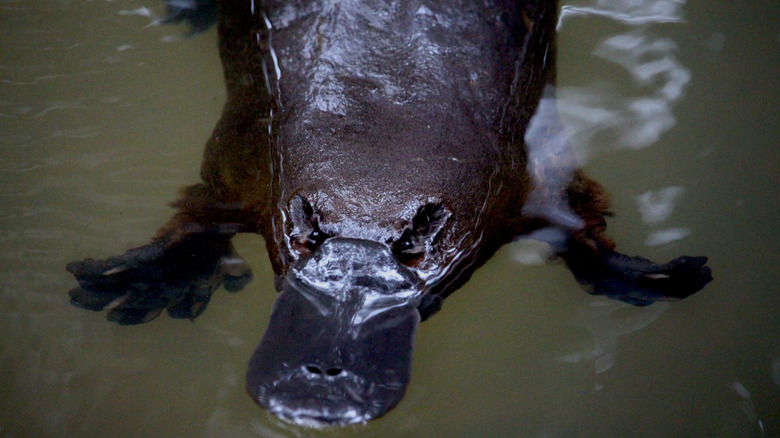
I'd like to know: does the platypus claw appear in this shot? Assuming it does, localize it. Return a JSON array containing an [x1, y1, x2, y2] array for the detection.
[[67, 235, 251, 325]]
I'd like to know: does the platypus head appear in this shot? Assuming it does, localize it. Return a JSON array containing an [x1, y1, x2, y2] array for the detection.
[[246, 237, 426, 426], [241, 75, 509, 423], [246, 186, 463, 425]]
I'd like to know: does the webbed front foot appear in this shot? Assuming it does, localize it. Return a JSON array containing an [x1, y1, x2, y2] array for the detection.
[[597, 253, 711, 305], [67, 235, 251, 324], [563, 242, 712, 306]]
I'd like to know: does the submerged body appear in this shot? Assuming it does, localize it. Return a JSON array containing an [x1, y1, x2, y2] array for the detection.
[[67, 0, 711, 426]]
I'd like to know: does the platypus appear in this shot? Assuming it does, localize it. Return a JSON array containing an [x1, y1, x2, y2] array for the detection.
[[67, 0, 711, 426]]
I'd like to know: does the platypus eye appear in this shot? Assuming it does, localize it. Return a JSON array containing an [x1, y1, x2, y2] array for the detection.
[[392, 229, 415, 254], [289, 194, 330, 253], [391, 203, 451, 262], [306, 229, 329, 251]]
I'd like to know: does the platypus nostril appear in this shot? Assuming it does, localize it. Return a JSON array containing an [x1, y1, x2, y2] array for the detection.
[[304, 365, 344, 377], [325, 367, 343, 376]]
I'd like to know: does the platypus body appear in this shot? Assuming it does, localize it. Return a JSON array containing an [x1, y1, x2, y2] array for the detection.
[[67, 0, 711, 426]]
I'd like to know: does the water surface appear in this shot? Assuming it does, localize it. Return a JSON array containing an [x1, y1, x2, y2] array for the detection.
[[1, 0, 778, 436]]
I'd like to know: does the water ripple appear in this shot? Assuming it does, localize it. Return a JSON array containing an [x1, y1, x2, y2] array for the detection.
[[556, 0, 691, 157], [559, 0, 686, 27]]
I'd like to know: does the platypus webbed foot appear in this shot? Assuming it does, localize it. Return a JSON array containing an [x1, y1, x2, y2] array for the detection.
[[598, 253, 711, 305], [561, 240, 712, 306], [66, 235, 251, 324]]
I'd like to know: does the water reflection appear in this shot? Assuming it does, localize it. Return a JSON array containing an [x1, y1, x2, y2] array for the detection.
[[557, 0, 690, 158], [559, 298, 668, 373], [559, 0, 686, 25], [731, 381, 767, 435], [635, 185, 684, 224], [635, 186, 691, 246]]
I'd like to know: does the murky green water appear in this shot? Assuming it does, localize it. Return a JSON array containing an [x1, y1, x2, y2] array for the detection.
[[1, 1, 778, 437]]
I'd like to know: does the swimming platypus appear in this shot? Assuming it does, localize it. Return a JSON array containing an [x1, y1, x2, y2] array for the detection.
[[67, 0, 711, 426]]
